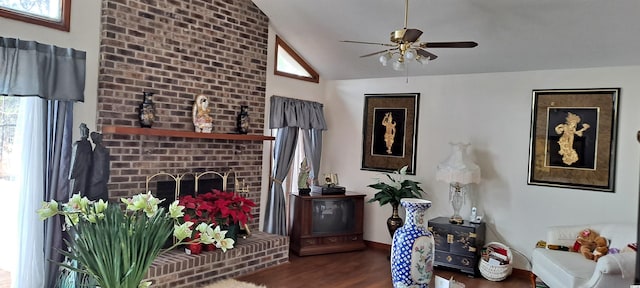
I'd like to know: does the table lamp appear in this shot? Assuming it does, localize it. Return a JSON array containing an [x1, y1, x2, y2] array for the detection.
[[436, 143, 481, 224]]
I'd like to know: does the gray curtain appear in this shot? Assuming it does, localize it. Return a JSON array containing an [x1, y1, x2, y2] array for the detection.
[[269, 96, 327, 130], [0, 37, 86, 101], [0, 37, 84, 287], [44, 101, 73, 288], [265, 96, 327, 235], [264, 127, 299, 235], [302, 129, 323, 186]]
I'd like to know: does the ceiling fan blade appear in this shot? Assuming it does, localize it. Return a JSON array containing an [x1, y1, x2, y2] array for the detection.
[[341, 40, 396, 47], [421, 41, 478, 48], [416, 49, 438, 60], [360, 49, 396, 58], [402, 29, 423, 43]]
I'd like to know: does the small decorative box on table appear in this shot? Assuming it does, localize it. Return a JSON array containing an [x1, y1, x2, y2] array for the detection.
[[428, 216, 486, 276], [289, 192, 366, 256]]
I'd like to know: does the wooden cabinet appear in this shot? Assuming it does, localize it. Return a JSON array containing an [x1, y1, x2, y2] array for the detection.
[[428, 217, 486, 276], [289, 192, 366, 256]]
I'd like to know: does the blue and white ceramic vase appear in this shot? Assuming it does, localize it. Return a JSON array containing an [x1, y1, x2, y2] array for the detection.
[[391, 198, 434, 288]]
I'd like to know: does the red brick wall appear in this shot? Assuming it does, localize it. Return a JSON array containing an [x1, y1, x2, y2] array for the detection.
[[97, 0, 269, 231]]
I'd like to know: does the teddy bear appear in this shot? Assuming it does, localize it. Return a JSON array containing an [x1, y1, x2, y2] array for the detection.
[[592, 236, 609, 261], [573, 228, 609, 261]]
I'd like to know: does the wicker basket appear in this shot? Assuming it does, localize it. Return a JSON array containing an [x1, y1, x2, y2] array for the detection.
[[479, 242, 513, 281]]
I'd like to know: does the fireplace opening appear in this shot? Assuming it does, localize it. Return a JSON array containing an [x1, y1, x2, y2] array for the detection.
[[156, 177, 226, 202], [150, 173, 236, 248]]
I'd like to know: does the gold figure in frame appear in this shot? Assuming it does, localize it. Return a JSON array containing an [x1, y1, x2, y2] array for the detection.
[[554, 112, 590, 165], [382, 112, 396, 154]]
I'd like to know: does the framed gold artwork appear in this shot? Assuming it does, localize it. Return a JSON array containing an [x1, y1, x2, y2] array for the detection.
[[527, 88, 619, 192], [361, 93, 419, 175]]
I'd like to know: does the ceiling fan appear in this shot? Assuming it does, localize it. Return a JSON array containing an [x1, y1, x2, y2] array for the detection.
[[341, 0, 477, 69]]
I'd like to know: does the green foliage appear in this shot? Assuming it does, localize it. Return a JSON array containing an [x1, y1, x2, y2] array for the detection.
[[39, 192, 234, 288], [59, 205, 174, 288], [367, 166, 424, 207]]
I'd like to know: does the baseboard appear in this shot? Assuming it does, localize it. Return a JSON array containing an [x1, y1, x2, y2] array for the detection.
[[364, 240, 391, 253]]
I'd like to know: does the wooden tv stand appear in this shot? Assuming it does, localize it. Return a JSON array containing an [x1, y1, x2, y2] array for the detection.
[[289, 192, 366, 256]]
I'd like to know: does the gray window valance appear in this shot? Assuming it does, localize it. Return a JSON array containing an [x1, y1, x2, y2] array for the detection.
[[269, 95, 327, 130], [0, 37, 86, 102]]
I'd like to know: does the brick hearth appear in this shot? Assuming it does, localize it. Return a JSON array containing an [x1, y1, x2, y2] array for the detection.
[[144, 232, 289, 288]]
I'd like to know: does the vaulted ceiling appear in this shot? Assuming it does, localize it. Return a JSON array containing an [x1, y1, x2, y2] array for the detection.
[[252, 0, 640, 80]]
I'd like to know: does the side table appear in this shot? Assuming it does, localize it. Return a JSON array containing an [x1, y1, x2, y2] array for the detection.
[[428, 216, 486, 276]]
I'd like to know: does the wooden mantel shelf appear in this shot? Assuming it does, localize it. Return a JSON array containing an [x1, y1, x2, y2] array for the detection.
[[101, 126, 275, 141]]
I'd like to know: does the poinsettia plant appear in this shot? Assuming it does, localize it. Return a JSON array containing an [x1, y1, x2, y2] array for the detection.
[[179, 189, 256, 228]]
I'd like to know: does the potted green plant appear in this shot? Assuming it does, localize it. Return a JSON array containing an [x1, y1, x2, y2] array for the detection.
[[38, 192, 234, 288], [367, 166, 424, 239]]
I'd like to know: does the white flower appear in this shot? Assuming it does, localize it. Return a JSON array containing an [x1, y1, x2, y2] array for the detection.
[[121, 191, 164, 217], [68, 194, 90, 213], [94, 199, 108, 213], [168, 201, 185, 219], [211, 225, 227, 242], [217, 237, 235, 252], [37, 200, 58, 220], [173, 221, 194, 241]]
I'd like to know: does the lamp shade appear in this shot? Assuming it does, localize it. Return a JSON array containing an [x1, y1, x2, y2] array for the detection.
[[436, 143, 481, 185]]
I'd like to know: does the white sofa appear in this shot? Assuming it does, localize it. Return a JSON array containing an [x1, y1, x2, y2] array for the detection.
[[530, 223, 637, 288]]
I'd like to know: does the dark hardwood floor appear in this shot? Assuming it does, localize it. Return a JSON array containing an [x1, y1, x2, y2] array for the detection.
[[237, 248, 532, 288]]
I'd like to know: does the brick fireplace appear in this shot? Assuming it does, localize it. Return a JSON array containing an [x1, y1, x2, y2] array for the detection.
[[95, 0, 288, 285], [97, 0, 269, 229]]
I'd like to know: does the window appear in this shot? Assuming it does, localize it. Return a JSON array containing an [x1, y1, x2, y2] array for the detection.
[[275, 35, 319, 83], [284, 135, 306, 195], [0, 0, 71, 31], [0, 96, 19, 286], [0, 97, 18, 179]]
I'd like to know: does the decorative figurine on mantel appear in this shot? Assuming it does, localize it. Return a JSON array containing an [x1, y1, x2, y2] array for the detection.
[[236, 105, 250, 134], [192, 94, 213, 133]]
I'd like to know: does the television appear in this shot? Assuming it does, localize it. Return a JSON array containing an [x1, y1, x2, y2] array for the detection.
[[289, 192, 365, 256], [311, 198, 356, 235]]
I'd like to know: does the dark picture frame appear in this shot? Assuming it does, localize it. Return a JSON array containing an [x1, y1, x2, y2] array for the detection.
[[361, 93, 419, 175], [527, 88, 619, 192]]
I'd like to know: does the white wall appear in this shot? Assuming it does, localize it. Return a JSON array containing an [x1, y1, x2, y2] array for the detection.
[[8, 7, 635, 271], [0, 1, 101, 138], [260, 25, 327, 230], [322, 66, 640, 269]]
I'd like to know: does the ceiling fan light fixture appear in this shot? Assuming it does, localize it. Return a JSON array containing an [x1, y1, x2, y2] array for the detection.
[[379, 52, 392, 66], [392, 60, 405, 71], [404, 49, 416, 60]]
